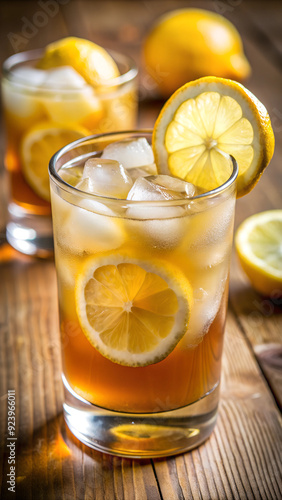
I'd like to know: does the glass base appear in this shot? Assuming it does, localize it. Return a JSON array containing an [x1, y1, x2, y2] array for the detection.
[[63, 377, 219, 458], [6, 203, 53, 257]]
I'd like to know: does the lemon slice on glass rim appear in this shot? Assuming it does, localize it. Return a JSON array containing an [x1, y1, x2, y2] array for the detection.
[[21, 121, 89, 201], [75, 253, 192, 367], [37, 37, 120, 86], [235, 210, 282, 296], [153, 76, 275, 197]]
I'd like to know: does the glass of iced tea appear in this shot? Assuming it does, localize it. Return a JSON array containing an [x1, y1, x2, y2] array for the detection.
[[49, 130, 238, 458], [2, 39, 137, 256]]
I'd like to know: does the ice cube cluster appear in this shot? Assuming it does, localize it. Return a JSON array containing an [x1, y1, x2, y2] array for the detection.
[[77, 138, 195, 204], [59, 138, 234, 260], [10, 66, 87, 89], [2, 65, 100, 123], [62, 138, 196, 249]]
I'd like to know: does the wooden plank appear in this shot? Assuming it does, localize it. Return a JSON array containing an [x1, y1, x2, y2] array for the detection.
[[153, 312, 282, 499], [254, 343, 282, 410]]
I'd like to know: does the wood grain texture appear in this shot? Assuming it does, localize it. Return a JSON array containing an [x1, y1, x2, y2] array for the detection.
[[0, 1, 282, 499]]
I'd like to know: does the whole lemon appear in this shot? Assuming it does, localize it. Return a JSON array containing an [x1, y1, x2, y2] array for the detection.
[[143, 9, 251, 96]]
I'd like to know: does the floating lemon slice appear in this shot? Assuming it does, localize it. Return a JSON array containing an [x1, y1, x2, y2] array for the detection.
[[37, 37, 120, 86], [75, 253, 192, 367], [153, 76, 274, 197], [21, 121, 89, 201], [235, 210, 282, 296]]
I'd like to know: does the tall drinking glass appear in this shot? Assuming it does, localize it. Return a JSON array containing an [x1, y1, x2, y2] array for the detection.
[[2, 49, 137, 256], [49, 131, 238, 458]]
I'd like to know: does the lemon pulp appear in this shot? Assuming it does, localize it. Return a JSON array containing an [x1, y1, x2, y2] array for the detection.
[[75, 254, 192, 367], [153, 77, 274, 197], [235, 210, 282, 295], [21, 122, 89, 201]]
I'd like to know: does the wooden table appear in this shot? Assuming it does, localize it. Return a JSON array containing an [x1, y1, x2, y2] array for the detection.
[[0, 1, 281, 498]]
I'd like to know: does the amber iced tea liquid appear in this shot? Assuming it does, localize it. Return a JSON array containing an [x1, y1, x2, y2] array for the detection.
[[58, 243, 229, 414], [61, 291, 227, 413]]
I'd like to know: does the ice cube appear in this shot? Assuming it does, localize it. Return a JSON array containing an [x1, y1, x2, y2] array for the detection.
[[127, 177, 185, 218], [101, 138, 154, 168], [11, 67, 46, 87], [43, 84, 102, 125], [76, 177, 95, 193], [184, 196, 236, 257], [186, 280, 227, 346], [178, 195, 235, 276], [127, 163, 158, 181], [52, 192, 124, 255], [2, 78, 44, 118], [60, 165, 83, 186], [54, 244, 81, 290], [42, 66, 87, 89], [181, 261, 229, 348], [127, 177, 172, 202], [147, 175, 196, 198], [127, 176, 193, 204], [126, 177, 186, 249], [82, 158, 133, 199]]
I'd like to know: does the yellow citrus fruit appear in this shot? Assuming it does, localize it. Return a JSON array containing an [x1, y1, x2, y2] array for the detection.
[[235, 210, 282, 296], [21, 121, 89, 201], [152, 76, 275, 197], [143, 9, 251, 96], [37, 37, 120, 86], [75, 253, 192, 367]]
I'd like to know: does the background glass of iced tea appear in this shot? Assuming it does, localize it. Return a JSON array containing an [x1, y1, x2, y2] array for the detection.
[[49, 131, 238, 458], [2, 49, 137, 256]]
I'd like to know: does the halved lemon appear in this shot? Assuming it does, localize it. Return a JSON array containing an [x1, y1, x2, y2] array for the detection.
[[75, 253, 192, 366], [37, 37, 120, 87], [21, 122, 89, 201], [235, 210, 282, 295], [153, 76, 275, 197]]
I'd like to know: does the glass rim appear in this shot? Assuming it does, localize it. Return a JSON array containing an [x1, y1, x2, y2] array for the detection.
[[49, 129, 239, 206], [2, 47, 138, 93]]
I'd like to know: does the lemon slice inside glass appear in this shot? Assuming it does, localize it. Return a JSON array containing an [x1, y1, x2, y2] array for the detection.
[[235, 210, 282, 296], [75, 254, 192, 367], [21, 121, 89, 201], [153, 76, 274, 197]]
